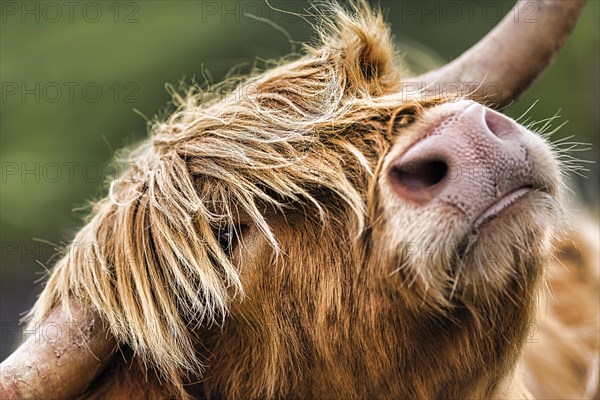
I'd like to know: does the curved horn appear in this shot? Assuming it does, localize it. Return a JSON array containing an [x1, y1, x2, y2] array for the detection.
[[0, 303, 115, 400], [413, 0, 587, 108]]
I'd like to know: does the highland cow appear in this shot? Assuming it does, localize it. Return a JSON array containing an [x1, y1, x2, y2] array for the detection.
[[1, 1, 597, 399]]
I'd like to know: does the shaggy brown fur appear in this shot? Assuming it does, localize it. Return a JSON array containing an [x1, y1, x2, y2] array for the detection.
[[26, 2, 597, 399], [521, 216, 600, 399]]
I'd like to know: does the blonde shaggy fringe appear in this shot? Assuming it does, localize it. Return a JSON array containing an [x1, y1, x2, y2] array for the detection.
[[27, 2, 416, 398]]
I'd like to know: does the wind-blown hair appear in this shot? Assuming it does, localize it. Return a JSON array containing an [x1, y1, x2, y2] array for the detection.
[[27, 3, 417, 397]]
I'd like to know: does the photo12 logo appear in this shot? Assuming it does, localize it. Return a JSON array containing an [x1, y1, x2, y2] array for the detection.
[[393, 1, 539, 24], [1, 1, 140, 24], [1, 82, 139, 104]]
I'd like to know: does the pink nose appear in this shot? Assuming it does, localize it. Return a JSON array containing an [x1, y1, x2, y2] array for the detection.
[[388, 103, 535, 220]]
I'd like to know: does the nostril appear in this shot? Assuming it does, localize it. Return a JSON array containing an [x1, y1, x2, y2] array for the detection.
[[390, 159, 448, 192], [484, 108, 515, 138]]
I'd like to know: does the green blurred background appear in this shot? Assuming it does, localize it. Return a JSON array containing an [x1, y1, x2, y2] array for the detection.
[[1, 1, 598, 359]]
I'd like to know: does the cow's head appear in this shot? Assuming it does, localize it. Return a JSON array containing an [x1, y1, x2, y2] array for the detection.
[[0, 1, 586, 399]]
